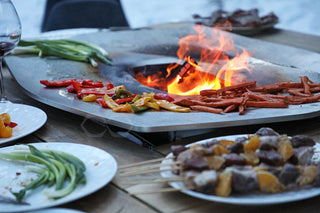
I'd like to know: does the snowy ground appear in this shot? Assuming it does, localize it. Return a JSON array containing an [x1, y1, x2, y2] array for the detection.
[[10, 0, 320, 38]]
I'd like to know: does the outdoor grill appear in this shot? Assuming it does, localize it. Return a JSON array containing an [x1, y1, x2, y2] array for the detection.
[[5, 23, 320, 146]]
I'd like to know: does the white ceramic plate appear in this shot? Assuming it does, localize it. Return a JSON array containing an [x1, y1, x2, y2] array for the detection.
[[161, 134, 320, 205], [0, 142, 117, 212], [26, 208, 85, 213], [0, 102, 47, 145]]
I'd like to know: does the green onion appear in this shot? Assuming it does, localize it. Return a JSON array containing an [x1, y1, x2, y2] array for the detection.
[[11, 39, 112, 67], [0, 145, 86, 202]]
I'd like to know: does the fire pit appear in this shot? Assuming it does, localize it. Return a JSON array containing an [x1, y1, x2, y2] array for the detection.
[[5, 23, 320, 134]]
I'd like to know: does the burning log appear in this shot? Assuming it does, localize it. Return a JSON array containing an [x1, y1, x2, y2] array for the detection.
[[177, 57, 198, 84]]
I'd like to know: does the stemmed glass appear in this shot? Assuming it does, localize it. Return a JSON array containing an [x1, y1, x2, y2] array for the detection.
[[0, 0, 21, 103]]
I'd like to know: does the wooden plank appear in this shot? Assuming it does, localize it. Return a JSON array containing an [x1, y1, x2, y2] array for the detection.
[[126, 183, 207, 213], [252, 28, 320, 53], [62, 184, 158, 213]]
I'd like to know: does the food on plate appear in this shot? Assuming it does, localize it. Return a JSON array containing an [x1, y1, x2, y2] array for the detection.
[[174, 76, 320, 114], [0, 145, 86, 202], [40, 78, 191, 113], [169, 127, 320, 197], [0, 113, 17, 138], [193, 8, 279, 29], [11, 39, 112, 67]]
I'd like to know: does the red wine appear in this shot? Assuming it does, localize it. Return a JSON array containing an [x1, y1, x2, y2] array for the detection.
[[0, 41, 16, 56]]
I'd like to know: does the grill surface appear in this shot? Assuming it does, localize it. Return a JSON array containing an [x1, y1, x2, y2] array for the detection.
[[5, 23, 320, 133]]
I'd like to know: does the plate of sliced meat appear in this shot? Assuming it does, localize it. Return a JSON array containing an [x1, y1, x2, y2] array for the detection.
[[161, 127, 320, 205]]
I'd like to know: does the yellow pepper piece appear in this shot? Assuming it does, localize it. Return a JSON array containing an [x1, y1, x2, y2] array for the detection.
[[113, 103, 132, 113], [145, 101, 160, 110], [103, 94, 119, 110], [143, 92, 155, 98], [156, 100, 191, 112], [135, 95, 160, 110], [108, 85, 126, 92], [134, 96, 151, 107], [82, 94, 97, 102], [0, 113, 12, 138]]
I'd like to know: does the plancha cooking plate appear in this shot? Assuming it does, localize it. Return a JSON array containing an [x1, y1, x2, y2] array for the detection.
[[5, 23, 320, 132]]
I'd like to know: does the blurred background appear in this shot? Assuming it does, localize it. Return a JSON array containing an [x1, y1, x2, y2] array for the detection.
[[11, 0, 320, 38]]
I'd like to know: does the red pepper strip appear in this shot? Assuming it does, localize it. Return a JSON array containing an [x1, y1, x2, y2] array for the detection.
[[114, 97, 134, 104], [5, 122, 18, 128], [40, 79, 77, 87], [67, 84, 75, 93], [96, 98, 109, 108], [40, 79, 93, 87], [77, 87, 115, 98], [73, 82, 83, 92], [82, 80, 104, 87], [105, 82, 114, 90], [154, 93, 175, 102]]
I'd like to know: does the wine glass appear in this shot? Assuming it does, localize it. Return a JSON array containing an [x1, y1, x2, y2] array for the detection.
[[0, 0, 21, 103]]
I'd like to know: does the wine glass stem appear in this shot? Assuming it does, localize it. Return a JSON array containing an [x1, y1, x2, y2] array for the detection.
[[0, 57, 7, 102]]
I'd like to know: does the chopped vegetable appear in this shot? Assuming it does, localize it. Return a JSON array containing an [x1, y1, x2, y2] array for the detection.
[[112, 89, 132, 100], [156, 100, 191, 112], [12, 39, 112, 67], [40, 78, 192, 113], [0, 145, 86, 202], [0, 113, 17, 138]]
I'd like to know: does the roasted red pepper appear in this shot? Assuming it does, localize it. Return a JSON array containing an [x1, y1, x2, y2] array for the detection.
[[40, 79, 77, 87], [82, 80, 104, 87], [40, 79, 93, 87], [114, 97, 134, 104], [72, 81, 83, 93], [67, 84, 75, 93], [105, 82, 114, 90], [5, 122, 18, 128], [96, 98, 109, 108], [77, 87, 115, 98], [154, 93, 175, 102]]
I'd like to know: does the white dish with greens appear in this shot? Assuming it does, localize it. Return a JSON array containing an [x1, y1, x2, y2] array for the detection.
[[0, 142, 117, 212]]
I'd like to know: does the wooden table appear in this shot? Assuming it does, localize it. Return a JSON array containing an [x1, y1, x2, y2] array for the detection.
[[2, 27, 320, 213]]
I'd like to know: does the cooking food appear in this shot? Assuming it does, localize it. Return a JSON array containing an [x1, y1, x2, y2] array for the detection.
[[169, 127, 320, 197], [0, 144, 86, 202], [193, 8, 279, 29], [40, 76, 320, 115], [40, 78, 191, 113], [0, 113, 17, 138], [174, 76, 320, 114]]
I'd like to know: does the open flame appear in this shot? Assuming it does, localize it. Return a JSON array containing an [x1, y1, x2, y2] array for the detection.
[[135, 25, 251, 95]]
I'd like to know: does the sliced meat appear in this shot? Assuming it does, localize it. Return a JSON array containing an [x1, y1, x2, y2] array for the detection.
[[279, 163, 301, 186], [291, 135, 315, 148], [193, 170, 218, 194], [255, 127, 280, 136], [258, 136, 279, 150], [231, 169, 259, 193], [171, 145, 188, 156], [224, 153, 246, 167], [257, 149, 283, 166], [228, 142, 244, 154], [291, 146, 314, 166], [183, 157, 209, 171]]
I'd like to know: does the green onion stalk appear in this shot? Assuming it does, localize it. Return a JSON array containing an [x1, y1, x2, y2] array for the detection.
[[11, 39, 112, 67], [0, 145, 86, 202]]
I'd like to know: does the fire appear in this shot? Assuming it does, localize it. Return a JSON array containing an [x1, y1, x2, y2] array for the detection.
[[135, 25, 251, 95]]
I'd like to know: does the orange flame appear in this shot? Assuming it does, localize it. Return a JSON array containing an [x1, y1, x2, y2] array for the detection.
[[135, 25, 251, 95]]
